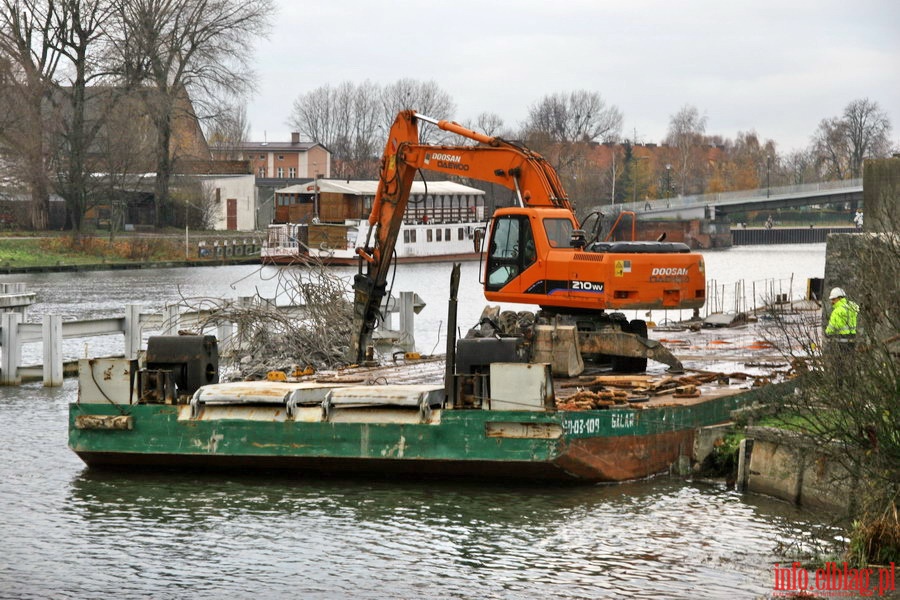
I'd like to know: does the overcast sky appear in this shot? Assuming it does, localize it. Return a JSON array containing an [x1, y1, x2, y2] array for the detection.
[[246, 0, 900, 153]]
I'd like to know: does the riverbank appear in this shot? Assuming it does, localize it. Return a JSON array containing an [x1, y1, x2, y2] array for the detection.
[[0, 255, 260, 275], [0, 230, 263, 274]]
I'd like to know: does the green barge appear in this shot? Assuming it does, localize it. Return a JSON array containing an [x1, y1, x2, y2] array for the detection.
[[68, 352, 768, 482]]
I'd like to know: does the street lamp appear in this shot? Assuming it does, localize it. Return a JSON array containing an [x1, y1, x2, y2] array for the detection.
[[664, 164, 672, 201], [184, 200, 196, 259], [312, 166, 321, 223], [766, 155, 772, 198]]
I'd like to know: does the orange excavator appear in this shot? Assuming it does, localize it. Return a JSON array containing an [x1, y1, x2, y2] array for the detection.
[[350, 110, 705, 373]]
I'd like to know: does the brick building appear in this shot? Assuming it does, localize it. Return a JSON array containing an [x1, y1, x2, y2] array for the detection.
[[214, 133, 331, 180]]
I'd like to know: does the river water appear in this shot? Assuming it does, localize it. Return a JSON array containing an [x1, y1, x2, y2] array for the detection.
[[0, 244, 840, 599]]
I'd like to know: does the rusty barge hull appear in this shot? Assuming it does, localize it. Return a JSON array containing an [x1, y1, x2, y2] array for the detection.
[[69, 388, 753, 482], [72, 429, 695, 482]]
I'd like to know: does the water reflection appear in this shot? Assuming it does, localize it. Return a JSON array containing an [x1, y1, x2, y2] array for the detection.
[[59, 470, 840, 599]]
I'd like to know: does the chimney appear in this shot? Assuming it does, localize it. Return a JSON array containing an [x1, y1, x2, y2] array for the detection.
[[291, 132, 300, 144]]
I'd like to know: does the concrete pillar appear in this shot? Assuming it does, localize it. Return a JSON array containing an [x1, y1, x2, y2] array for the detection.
[[399, 291, 416, 352], [234, 297, 255, 349], [217, 323, 232, 354], [163, 304, 180, 336], [1, 312, 22, 385], [124, 304, 142, 360], [736, 438, 754, 492], [381, 295, 394, 331], [42, 314, 63, 386]]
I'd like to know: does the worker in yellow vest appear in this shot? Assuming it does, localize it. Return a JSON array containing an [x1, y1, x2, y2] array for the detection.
[[825, 287, 859, 336]]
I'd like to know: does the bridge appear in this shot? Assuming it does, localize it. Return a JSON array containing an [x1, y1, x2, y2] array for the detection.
[[612, 178, 862, 220]]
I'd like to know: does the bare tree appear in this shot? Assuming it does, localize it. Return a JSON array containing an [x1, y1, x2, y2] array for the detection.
[[91, 89, 161, 236], [0, 0, 63, 230], [842, 98, 892, 178], [522, 90, 623, 211], [290, 79, 453, 178], [288, 80, 383, 179], [113, 0, 273, 227], [813, 98, 892, 181], [49, 0, 119, 233], [345, 80, 383, 178], [205, 100, 250, 160], [289, 82, 344, 153], [666, 104, 708, 196], [463, 112, 510, 138], [783, 147, 818, 185], [523, 90, 623, 146], [380, 78, 456, 143]]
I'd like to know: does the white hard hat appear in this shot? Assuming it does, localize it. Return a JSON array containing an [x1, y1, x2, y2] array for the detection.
[[829, 287, 846, 300]]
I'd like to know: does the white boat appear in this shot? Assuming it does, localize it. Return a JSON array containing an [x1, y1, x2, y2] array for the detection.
[[261, 179, 487, 265]]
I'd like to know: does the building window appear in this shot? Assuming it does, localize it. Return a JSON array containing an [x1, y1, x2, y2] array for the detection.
[[277, 167, 284, 178], [278, 155, 284, 160], [257, 167, 265, 177], [259, 154, 264, 159], [288, 167, 296, 178]]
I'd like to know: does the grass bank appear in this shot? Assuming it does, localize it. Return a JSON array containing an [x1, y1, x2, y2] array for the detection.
[[0, 236, 185, 268], [0, 231, 262, 271]]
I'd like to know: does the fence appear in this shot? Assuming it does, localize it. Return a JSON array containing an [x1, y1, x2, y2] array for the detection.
[[0, 293, 419, 387]]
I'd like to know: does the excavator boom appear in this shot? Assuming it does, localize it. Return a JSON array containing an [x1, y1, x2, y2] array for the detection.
[[350, 110, 573, 362]]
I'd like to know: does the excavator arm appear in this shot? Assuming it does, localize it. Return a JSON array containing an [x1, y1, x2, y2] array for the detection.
[[349, 110, 705, 373], [348, 110, 569, 362]]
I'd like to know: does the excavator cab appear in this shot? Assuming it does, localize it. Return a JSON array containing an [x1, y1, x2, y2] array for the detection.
[[484, 214, 537, 291]]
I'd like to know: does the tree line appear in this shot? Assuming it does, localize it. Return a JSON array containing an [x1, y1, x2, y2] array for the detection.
[[1, 0, 894, 234], [0, 0, 272, 232], [289, 81, 895, 219]]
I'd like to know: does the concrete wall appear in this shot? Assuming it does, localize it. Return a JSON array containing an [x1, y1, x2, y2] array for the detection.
[[616, 218, 732, 249], [743, 426, 855, 512], [863, 156, 900, 234]]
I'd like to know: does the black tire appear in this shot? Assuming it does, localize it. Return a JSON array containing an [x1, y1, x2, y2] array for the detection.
[[611, 319, 649, 373]]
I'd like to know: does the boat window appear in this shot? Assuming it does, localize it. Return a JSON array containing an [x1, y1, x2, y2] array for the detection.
[[445, 228, 450, 241], [436, 228, 442, 242], [458, 228, 464, 241], [403, 230, 410, 244], [543, 218, 574, 248], [410, 229, 416, 243], [427, 229, 433, 242]]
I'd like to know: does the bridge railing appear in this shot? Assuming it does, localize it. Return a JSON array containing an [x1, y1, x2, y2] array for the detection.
[[613, 178, 862, 214]]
